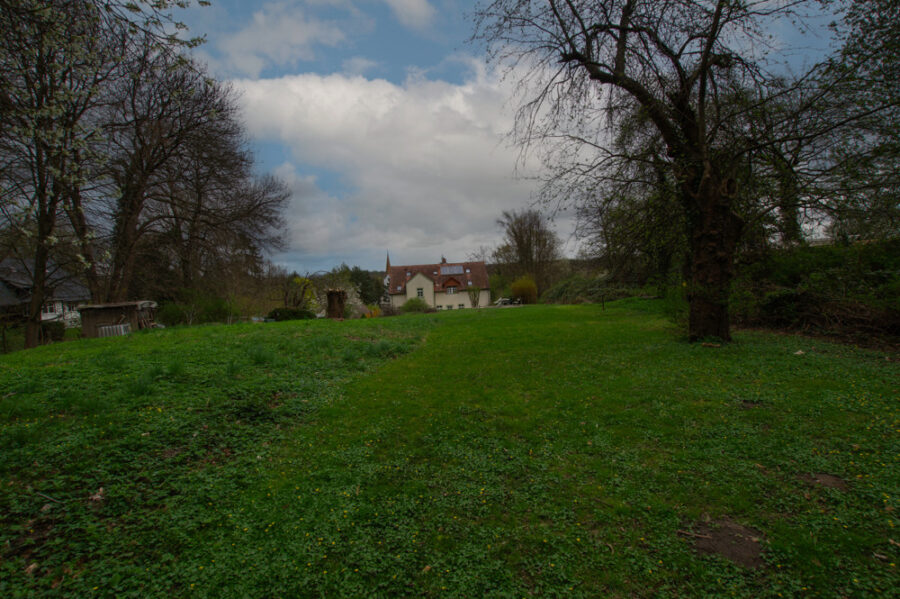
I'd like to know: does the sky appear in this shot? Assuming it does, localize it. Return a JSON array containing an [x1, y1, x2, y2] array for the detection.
[[174, 0, 566, 275], [173, 1, 840, 275]]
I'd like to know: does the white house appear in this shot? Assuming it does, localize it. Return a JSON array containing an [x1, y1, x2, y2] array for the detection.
[[384, 255, 491, 311]]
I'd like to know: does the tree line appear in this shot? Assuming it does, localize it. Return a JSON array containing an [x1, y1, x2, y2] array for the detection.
[[1, 0, 289, 348]]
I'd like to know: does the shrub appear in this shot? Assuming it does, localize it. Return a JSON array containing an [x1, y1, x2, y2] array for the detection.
[[510, 276, 538, 304], [157, 302, 185, 326], [489, 273, 511, 301], [661, 285, 688, 325], [730, 239, 900, 338], [542, 275, 603, 303], [364, 305, 382, 318], [267, 307, 316, 322], [41, 321, 66, 342], [158, 290, 240, 326], [542, 275, 639, 305], [401, 298, 429, 313]]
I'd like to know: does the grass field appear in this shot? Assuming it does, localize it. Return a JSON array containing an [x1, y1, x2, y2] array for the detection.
[[1, 301, 897, 597]]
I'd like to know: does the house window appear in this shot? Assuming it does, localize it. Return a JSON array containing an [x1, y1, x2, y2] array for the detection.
[[465, 268, 470, 273], [446, 305, 453, 310], [397, 285, 402, 291], [436, 305, 442, 310], [416, 288, 423, 298], [467, 281, 473, 286], [458, 304, 465, 309], [446, 287, 456, 294], [42, 302, 57, 315]]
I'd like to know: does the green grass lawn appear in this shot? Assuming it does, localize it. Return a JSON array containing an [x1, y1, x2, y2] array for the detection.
[[1, 301, 897, 597]]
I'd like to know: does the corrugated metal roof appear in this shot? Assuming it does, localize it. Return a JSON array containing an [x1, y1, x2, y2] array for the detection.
[[78, 301, 157, 310]]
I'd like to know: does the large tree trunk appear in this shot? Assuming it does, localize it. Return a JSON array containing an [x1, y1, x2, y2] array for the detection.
[[65, 187, 103, 301], [683, 168, 744, 341], [326, 290, 346, 319], [108, 182, 146, 302], [25, 161, 61, 348], [24, 243, 50, 349]]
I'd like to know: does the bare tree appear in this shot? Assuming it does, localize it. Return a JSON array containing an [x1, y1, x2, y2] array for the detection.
[[91, 47, 230, 301], [467, 286, 482, 308], [467, 245, 493, 263], [493, 209, 562, 293], [818, 0, 900, 240], [474, 1, 887, 340]]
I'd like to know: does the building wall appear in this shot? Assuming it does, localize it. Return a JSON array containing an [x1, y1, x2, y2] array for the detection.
[[434, 288, 490, 310], [388, 274, 490, 311], [41, 300, 82, 328], [390, 273, 434, 309], [406, 273, 434, 306]]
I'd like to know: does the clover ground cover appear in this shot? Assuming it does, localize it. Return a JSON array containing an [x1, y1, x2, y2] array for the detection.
[[1, 302, 897, 597]]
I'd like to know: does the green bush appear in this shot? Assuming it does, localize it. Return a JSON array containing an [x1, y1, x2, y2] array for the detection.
[[541, 275, 637, 305], [731, 239, 900, 337], [267, 307, 316, 322], [158, 290, 240, 326], [156, 302, 185, 326], [41, 321, 66, 342], [489, 273, 510, 301], [401, 298, 429, 313], [661, 285, 688, 325], [510, 276, 538, 304]]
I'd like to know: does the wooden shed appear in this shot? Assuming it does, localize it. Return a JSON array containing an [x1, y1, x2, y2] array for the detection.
[[78, 301, 157, 338]]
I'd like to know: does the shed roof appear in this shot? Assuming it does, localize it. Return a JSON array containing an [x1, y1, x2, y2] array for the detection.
[[78, 301, 157, 311]]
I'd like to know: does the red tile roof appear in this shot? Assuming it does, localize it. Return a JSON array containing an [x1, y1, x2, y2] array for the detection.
[[387, 261, 490, 295]]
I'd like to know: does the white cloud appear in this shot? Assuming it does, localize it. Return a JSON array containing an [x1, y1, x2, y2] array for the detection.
[[341, 56, 380, 76], [233, 62, 561, 270], [216, 2, 347, 77], [382, 0, 436, 30]]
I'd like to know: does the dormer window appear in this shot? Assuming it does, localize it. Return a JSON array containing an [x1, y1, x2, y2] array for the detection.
[[447, 286, 457, 294], [465, 268, 470, 273], [406, 271, 411, 277]]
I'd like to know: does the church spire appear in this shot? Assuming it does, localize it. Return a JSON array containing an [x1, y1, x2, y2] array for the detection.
[[385, 252, 391, 272]]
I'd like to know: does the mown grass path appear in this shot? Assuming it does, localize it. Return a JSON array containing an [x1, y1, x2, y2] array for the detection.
[[2, 302, 898, 597]]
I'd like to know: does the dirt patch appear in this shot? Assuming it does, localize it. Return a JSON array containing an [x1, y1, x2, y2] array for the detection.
[[4, 517, 58, 562], [737, 326, 900, 356], [161, 447, 181, 459], [740, 400, 763, 409], [685, 517, 765, 568], [196, 446, 233, 468], [799, 472, 848, 491]]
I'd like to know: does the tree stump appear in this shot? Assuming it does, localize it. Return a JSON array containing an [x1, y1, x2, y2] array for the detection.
[[326, 289, 347, 319]]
